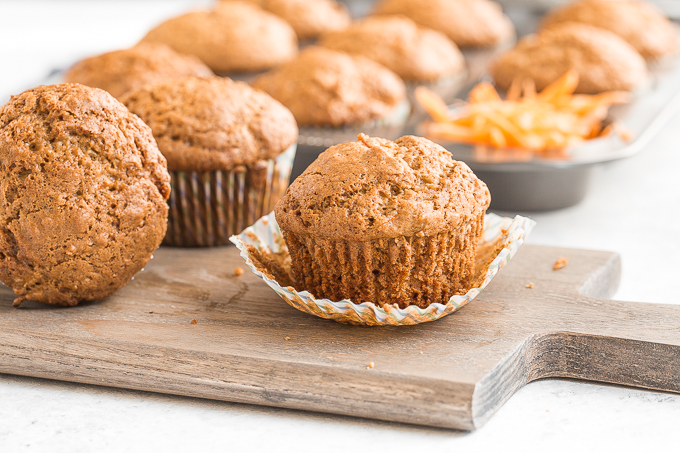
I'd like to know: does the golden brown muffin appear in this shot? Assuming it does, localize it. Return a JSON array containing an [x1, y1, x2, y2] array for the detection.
[[240, 0, 351, 40], [372, 0, 515, 48], [251, 46, 407, 127], [123, 76, 298, 247], [490, 23, 649, 94], [140, 2, 298, 74], [319, 16, 465, 82], [0, 84, 170, 306], [540, 0, 679, 61], [275, 134, 490, 308], [63, 43, 213, 100], [122, 76, 298, 172]]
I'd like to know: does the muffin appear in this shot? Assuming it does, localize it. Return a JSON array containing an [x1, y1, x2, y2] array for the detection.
[[122, 76, 298, 247], [241, 0, 351, 41], [274, 133, 490, 309], [139, 1, 298, 74], [490, 23, 649, 94], [0, 84, 170, 306], [371, 0, 515, 48], [319, 16, 465, 83], [540, 0, 679, 61], [63, 43, 213, 100], [251, 46, 408, 128]]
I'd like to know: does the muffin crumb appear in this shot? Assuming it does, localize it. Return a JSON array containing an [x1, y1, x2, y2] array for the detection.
[[234, 267, 244, 276], [367, 362, 375, 369], [553, 257, 569, 270], [285, 336, 291, 341], [525, 282, 534, 289], [191, 319, 198, 324]]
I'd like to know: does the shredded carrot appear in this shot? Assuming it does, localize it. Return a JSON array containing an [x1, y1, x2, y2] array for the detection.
[[417, 71, 632, 155]]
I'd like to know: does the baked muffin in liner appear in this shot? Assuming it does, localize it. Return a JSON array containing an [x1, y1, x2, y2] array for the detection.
[[230, 212, 535, 326], [165, 144, 296, 247]]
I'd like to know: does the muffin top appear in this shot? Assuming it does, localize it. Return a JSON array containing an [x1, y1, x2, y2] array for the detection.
[[490, 23, 649, 94], [251, 47, 407, 127], [371, 0, 515, 48], [540, 0, 679, 60], [139, 1, 298, 74], [122, 76, 298, 172], [275, 134, 490, 241], [63, 43, 213, 100], [0, 83, 170, 306], [318, 16, 465, 82], [243, 0, 351, 40]]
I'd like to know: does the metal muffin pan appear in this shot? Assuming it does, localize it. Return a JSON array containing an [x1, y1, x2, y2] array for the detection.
[[291, 7, 680, 211]]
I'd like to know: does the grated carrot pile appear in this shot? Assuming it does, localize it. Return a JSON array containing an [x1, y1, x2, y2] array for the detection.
[[416, 71, 631, 155]]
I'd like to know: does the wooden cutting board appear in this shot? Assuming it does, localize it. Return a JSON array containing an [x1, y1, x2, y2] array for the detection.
[[1, 244, 679, 431]]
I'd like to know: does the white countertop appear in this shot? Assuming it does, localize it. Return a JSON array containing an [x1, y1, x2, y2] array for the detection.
[[2, 1, 680, 451]]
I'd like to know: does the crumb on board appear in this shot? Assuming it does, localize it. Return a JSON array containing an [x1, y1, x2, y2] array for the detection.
[[525, 283, 534, 289], [419, 351, 423, 355], [367, 362, 375, 369], [553, 257, 569, 270], [148, 311, 154, 314], [234, 267, 244, 276], [285, 336, 290, 341], [190, 319, 198, 324], [12, 296, 25, 307]]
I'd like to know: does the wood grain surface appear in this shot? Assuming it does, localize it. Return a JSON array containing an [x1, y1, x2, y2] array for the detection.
[[1, 244, 679, 430]]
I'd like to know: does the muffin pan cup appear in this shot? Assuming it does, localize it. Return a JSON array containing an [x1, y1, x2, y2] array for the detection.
[[230, 211, 535, 326], [164, 144, 296, 247]]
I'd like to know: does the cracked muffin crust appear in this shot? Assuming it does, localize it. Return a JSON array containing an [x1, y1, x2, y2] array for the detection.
[[63, 43, 214, 100], [540, 0, 679, 61], [251, 47, 407, 127], [140, 1, 298, 74], [275, 134, 490, 308], [490, 23, 649, 94], [319, 16, 465, 82], [0, 83, 171, 306], [122, 76, 298, 172], [242, 0, 351, 40], [371, 0, 515, 48]]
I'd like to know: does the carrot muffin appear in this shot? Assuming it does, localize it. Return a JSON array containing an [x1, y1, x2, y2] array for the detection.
[[241, 0, 351, 41], [490, 23, 649, 94], [540, 0, 679, 61], [275, 133, 490, 308], [251, 46, 407, 127], [0, 84, 170, 306], [63, 43, 213, 100], [371, 0, 515, 48], [122, 76, 298, 246], [319, 16, 465, 83], [139, 1, 297, 74]]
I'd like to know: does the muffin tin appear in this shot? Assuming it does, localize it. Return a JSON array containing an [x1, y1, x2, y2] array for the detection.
[[291, 4, 680, 211]]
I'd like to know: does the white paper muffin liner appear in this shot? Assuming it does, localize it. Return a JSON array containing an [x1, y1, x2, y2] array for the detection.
[[230, 212, 535, 326]]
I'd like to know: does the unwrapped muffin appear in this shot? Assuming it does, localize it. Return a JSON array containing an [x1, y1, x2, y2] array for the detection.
[[274, 134, 490, 308], [371, 0, 514, 48], [63, 43, 213, 100], [0, 84, 171, 306], [122, 76, 298, 246], [241, 0, 351, 40], [319, 16, 465, 83], [540, 0, 679, 61], [490, 23, 649, 94], [251, 46, 407, 127], [140, 1, 297, 74]]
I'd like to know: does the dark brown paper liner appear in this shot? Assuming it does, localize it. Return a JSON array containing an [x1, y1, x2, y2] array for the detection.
[[164, 145, 296, 247], [281, 211, 485, 309]]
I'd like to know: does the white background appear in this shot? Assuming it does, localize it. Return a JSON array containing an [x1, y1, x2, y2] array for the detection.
[[1, 1, 680, 451]]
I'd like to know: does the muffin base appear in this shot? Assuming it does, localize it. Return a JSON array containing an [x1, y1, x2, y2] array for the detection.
[[164, 144, 296, 247], [281, 212, 485, 309]]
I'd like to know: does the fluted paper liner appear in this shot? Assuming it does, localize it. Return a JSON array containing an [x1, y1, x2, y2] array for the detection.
[[230, 212, 535, 326], [164, 144, 296, 247]]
